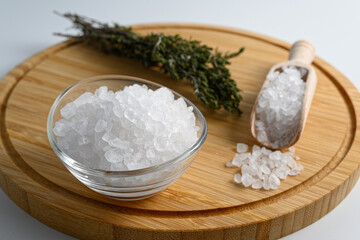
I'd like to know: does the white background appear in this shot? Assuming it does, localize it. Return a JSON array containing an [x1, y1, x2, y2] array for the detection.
[[1, 0, 360, 239]]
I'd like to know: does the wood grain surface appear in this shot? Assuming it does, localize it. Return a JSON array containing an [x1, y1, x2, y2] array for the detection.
[[0, 24, 360, 240]]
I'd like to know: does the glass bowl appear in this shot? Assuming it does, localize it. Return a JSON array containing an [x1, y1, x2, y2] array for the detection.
[[47, 75, 207, 201]]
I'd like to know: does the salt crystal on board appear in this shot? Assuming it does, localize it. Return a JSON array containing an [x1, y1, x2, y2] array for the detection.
[[252, 179, 263, 189], [234, 173, 242, 184], [226, 161, 233, 168], [237, 143, 248, 153], [227, 143, 303, 190]]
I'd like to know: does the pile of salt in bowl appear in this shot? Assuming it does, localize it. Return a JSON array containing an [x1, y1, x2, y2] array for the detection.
[[53, 84, 200, 171], [226, 143, 303, 190], [255, 66, 307, 149]]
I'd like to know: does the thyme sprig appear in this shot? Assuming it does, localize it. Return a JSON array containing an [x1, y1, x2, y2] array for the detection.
[[55, 12, 245, 113]]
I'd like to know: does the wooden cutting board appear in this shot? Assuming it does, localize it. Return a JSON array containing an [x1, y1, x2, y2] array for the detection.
[[1, 24, 360, 240]]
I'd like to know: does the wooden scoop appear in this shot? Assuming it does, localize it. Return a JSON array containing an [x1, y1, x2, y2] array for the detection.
[[250, 40, 317, 149]]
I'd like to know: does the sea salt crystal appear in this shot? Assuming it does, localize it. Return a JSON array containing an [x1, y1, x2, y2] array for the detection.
[[255, 120, 265, 129], [53, 84, 200, 171], [252, 145, 261, 153], [252, 149, 261, 159], [95, 86, 108, 98], [237, 143, 248, 153], [269, 151, 282, 161], [270, 182, 279, 190], [60, 102, 76, 119], [288, 169, 300, 176], [52, 120, 67, 137], [109, 138, 130, 149], [232, 153, 246, 167], [257, 130, 268, 143], [289, 146, 296, 153], [57, 138, 69, 150], [255, 66, 306, 149], [260, 165, 271, 175], [146, 148, 156, 159], [72, 118, 88, 135], [288, 158, 297, 169], [270, 173, 280, 186], [252, 179, 263, 189], [226, 161, 233, 167], [241, 173, 254, 187], [95, 119, 107, 133], [78, 136, 90, 146], [296, 163, 304, 171], [234, 173, 242, 184], [74, 92, 94, 107], [105, 148, 123, 163], [263, 176, 270, 190], [227, 143, 303, 190]]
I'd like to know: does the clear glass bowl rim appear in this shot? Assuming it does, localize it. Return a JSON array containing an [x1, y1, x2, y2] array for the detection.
[[47, 75, 208, 177]]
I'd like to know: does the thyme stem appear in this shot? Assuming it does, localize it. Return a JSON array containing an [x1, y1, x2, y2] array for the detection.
[[55, 12, 245, 114]]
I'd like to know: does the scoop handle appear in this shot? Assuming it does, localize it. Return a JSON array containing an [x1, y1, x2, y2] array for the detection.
[[289, 40, 316, 65]]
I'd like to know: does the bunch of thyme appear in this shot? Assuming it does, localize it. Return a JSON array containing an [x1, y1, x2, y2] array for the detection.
[[55, 12, 245, 114]]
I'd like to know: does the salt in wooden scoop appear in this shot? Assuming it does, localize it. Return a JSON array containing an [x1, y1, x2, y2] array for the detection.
[[250, 40, 317, 149]]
